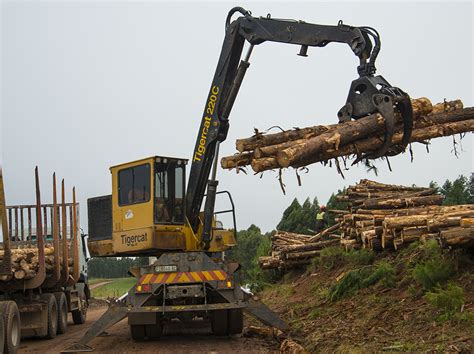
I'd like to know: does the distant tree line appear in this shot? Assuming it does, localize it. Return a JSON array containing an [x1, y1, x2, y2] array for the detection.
[[88, 257, 148, 279]]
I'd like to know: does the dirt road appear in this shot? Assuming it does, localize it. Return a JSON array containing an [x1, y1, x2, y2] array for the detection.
[[19, 304, 278, 353]]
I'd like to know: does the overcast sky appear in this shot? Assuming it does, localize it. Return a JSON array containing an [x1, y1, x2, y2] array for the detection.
[[1, 1, 473, 233]]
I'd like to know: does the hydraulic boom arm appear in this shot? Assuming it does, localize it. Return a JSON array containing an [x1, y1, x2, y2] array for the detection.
[[185, 7, 413, 246]]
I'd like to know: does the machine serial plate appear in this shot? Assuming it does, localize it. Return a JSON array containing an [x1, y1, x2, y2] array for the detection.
[[155, 265, 177, 273]]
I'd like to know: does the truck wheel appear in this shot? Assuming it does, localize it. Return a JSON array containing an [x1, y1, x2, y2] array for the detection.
[[227, 308, 243, 335], [130, 325, 146, 341], [54, 292, 68, 334], [145, 315, 162, 340], [1, 301, 21, 353], [0, 314, 4, 354], [41, 293, 58, 339], [210, 310, 228, 336], [72, 290, 87, 325]]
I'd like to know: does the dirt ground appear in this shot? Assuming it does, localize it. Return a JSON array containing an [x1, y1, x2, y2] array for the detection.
[[18, 304, 278, 353]]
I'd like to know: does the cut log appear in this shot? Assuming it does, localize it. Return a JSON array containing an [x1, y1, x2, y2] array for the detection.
[[290, 118, 474, 169], [279, 239, 339, 253], [277, 113, 387, 168], [308, 223, 341, 242], [237, 97, 437, 154], [430, 99, 463, 115], [220, 152, 253, 170], [383, 215, 430, 230], [362, 195, 444, 210], [236, 125, 333, 153], [439, 227, 474, 247], [460, 218, 474, 227], [285, 250, 321, 260]]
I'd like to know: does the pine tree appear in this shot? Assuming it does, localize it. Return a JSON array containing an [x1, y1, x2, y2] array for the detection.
[[440, 175, 472, 205]]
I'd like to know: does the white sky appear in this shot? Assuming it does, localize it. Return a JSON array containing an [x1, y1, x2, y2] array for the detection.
[[1, 1, 473, 233]]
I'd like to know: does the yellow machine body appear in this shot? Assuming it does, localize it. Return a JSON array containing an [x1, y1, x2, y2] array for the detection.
[[87, 156, 236, 257]]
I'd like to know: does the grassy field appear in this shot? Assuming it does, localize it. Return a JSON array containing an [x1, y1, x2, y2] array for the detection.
[[91, 277, 137, 299]]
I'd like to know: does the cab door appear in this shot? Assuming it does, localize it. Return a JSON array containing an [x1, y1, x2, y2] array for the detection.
[[115, 162, 153, 231]]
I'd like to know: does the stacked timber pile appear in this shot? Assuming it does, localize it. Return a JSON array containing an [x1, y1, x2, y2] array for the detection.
[[221, 98, 473, 173], [259, 180, 473, 271], [337, 180, 474, 250], [259, 231, 340, 269], [0, 246, 74, 281]]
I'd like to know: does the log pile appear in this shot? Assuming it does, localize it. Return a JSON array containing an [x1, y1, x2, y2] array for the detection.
[[0, 246, 74, 281], [337, 180, 474, 250], [258, 231, 340, 270], [259, 180, 473, 271], [221, 98, 473, 173]]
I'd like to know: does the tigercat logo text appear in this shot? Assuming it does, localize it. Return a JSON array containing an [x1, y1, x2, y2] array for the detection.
[[194, 86, 219, 162], [121, 232, 147, 247]]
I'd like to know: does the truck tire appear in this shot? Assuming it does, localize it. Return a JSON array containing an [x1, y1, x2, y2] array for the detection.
[[145, 314, 162, 340], [54, 292, 68, 334], [130, 325, 146, 341], [1, 301, 21, 353], [227, 308, 243, 335], [72, 290, 87, 325], [41, 293, 58, 339], [0, 314, 4, 354], [210, 310, 228, 336]]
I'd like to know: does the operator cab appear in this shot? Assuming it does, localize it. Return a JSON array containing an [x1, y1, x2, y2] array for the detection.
[[87, 155, 236, 257], [117, 156, 187, 225]]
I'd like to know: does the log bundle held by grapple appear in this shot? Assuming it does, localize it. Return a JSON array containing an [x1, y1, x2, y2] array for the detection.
[[0, 246, 74, 281], [259, 179, 473, 270], [221, 98, 472, 173]]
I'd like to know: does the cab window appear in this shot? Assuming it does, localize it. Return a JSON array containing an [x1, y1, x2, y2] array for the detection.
[[154, 162, 185, 224], [118, 164, 150, 206]]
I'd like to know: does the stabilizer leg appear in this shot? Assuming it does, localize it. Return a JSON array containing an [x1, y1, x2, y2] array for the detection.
[[243, 294, 289, 332], [61, 303, 128, 353]]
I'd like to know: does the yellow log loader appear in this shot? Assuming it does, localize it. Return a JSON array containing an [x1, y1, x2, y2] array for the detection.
[[66, 6, 412, 351]]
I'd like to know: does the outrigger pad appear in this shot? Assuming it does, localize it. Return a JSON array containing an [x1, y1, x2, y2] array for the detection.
[[60, 343, 94, 353], [243, 295, 289, 332]]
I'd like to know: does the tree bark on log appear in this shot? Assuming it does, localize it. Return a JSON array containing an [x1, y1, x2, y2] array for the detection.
[[290, 119, 474, 169], [236, 125, 334, 153], [232, 108, 474, 172], [308, 223, 341, 242], [439, 227, 474, 247], [279, 239, 339, 253], [277, 113, 386, 168], [362, 195, 444, 210], [236, 97, 438, 154], [220, 152, 253, 170]]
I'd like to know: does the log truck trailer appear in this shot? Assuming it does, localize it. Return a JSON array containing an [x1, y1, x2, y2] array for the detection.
[[0, 168, 89, 353], [66, 7, 413, 351]]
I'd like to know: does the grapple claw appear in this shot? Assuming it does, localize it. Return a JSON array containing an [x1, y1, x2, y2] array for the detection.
[[386, 94, 413, 156], [340, 74, 413, 163]]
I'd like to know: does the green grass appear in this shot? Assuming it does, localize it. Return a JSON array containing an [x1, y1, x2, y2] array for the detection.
[[328, 262, 396, 302], [88, 278, 111, 285], [310, 247, 375, 272], [91, 277, 137, 298], [424, 283, 465, 322]]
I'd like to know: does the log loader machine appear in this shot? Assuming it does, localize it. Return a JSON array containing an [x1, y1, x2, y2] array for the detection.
[[66, 7, 413, 351]]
